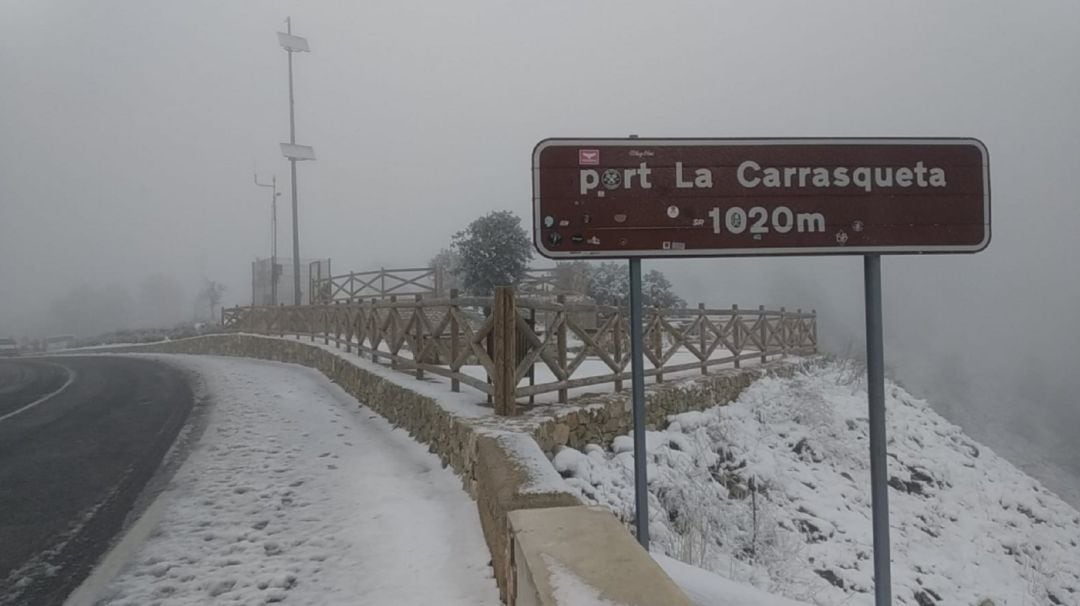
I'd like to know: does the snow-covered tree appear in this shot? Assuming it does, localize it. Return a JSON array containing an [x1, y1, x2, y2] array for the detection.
[[642, 269, 686, 309], [197, 279, 226, 320], [586, 263, 685, 308], [553, 260, 592, 295], [451, 211, 532, 295], [429, 247, 463, 294], [587, 262, 629, 306]]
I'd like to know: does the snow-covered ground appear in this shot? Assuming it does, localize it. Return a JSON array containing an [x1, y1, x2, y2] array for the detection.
[[76, 355, 499, 606], [554, 359, 1080, 605]]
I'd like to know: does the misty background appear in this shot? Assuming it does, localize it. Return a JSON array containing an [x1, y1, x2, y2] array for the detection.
[[2, 1, 1078, 501]]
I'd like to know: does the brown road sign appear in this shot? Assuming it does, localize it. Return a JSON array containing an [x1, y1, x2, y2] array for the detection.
[[532, 138, 990, 258]]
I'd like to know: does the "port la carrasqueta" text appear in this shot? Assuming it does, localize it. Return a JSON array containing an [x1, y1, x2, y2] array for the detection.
[[579, 160, 948, 195]]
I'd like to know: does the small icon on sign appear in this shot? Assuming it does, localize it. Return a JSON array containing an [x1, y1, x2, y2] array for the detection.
[[667, 205, 680, 219], [583, 214, 591, 224], [571, 234, 585, 244], [662, 241, 672, 250], [671, 242, 686, 250], [614, 214, 627, 223], [587, 236, 601, 245], [618, 237, 629, 246], [543, 216, 555, 228], [548, 232, 563, 246], [579, 149, 600, 165], [836, 230, 849, 245], [602, 169, 621, 190], [852, 220, 864, 233], [692, 218, 705, 227], [559, 220, 570, 227]]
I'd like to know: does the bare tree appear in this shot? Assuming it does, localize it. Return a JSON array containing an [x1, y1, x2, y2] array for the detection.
[[198, 280, 226, 320]]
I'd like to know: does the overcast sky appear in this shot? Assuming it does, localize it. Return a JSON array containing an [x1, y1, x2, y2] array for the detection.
[[2, 1, 1079, 497]]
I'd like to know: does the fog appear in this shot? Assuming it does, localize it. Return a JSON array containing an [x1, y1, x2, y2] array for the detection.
[[2, 2, 1078, 499]]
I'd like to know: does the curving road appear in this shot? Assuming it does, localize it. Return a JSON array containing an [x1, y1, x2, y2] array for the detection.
[[0, 356, 193, 606]]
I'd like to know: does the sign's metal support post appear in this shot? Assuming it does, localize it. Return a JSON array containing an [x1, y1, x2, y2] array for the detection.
[[629, 257, 650, 549], [863, 253, 891, 605]]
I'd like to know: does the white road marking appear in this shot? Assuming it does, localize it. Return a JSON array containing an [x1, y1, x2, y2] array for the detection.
[[0, 362, 76, 423]]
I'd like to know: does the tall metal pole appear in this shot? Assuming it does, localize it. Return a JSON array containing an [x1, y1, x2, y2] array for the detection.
[[286, 16, 302, 305], [863, 254, 891, 605], [629, 257, 649, 549]]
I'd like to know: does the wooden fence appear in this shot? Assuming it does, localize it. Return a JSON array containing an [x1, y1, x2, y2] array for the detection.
[[518, 267, 559, 294], [222, 287, 816, 415], [309, 266, 439, 304]]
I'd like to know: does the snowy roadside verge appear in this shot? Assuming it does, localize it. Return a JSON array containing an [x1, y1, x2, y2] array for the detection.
[[78, 355, 499, 606], [555, 359, 1080, 605]]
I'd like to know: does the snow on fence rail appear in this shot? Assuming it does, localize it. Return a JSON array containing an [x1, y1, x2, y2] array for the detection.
[[221, 287, 816, 415]]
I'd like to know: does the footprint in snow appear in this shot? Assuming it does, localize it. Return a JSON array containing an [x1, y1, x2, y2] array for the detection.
[[263, 541, 283, 556]]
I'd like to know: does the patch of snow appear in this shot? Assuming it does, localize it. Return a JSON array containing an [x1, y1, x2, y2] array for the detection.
[[558, 359, 1080, 606], [541, 553, 624, 606], [496, 432, 571, 495], [85, 354, 499, 606], [653, 553, 811, 606]]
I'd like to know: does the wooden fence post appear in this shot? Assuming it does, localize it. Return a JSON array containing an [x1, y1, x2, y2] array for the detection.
[[651, 307, 663, 384], [323, 304, 330, 345], [389, 295, 398, 369], [556, 294, 568, 403], [698, 302, 707, 375], [344, 302, 353, 353], [759, 305, 767, 364], [414, 294, 424, 379], [450, 289, 460, 392], [484, 305, 493, 405], [528, 305, 537, 405], [811, 309, 818, 352], [732, 304, 741, 369], [371, 300, 380, 365], [780, 306, 788, 358], [335, 301, 344, 348], [493, 286, 517, 416], [795, 309, 803, 352]]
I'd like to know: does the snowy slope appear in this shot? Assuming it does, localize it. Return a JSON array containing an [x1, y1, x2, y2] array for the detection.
[[79, 355, 499, 606], [554, 359, 1080, 606], [653, 553, 812, 606]]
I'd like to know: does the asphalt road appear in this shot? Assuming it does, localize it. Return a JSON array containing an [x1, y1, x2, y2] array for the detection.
[[0, 356, 193, 606]]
